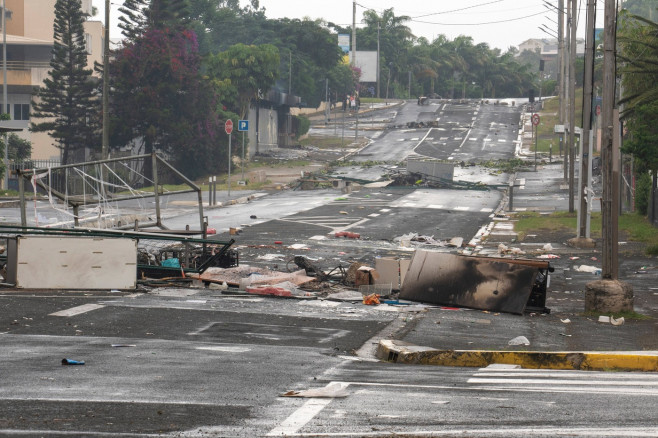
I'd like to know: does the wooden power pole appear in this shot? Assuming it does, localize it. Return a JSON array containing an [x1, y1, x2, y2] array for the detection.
[[601, 0, 618, 279]]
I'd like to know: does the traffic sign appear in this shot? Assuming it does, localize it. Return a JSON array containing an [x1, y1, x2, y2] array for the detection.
[[225, 119, 233, 134], [531, 113, 540, 126], [238, 120, 249, 132]]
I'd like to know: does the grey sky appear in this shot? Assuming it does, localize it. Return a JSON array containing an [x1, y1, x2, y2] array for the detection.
[[93, 0, 606, 51]]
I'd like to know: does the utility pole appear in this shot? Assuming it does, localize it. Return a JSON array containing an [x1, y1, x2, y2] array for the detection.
[[564, 0, 571, 183], [558, 0, 566, 161], [2, 0, 7, 190], [601, 0, 618, 279], [578, 0, 597, 240], [101, 0, 110, 160], [351, 1, 356, 67], [584, 0, 632, 316], [568, 0, 577, 212], [376, 21, 380, 98]]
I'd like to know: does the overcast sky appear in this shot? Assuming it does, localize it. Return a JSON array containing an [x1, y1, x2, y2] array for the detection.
[[93, 0, 606, 51]]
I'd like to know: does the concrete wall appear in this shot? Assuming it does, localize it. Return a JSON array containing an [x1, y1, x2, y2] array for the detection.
[[245, 105, 279, 158], [407, 160, 455, 181]]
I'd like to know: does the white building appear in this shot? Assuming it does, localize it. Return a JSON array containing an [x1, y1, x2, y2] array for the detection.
[[1, 0, 104, 161]]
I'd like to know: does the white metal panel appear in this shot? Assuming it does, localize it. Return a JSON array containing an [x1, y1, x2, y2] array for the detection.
[[13, 236, 137, 290]]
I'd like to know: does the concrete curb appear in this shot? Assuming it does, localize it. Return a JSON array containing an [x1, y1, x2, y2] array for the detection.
[[377, 339, 658, 372]]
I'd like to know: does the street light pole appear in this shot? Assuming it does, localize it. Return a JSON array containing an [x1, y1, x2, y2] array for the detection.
[[578, 0, 597, 240], [2, 0, 7, 190], [351, 1, 356, 67], [568, 0, 577, 212], [376, 21, 380, 98], [101, 0, 110, 160]]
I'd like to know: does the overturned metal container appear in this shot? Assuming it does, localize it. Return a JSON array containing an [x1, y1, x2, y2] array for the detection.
[[399, 250, 552, 314]]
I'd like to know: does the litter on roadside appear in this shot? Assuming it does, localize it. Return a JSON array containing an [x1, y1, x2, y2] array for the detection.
[[508, 336, 530, 346], [598, 315, 625, 325], [61, 358, 85, 365], [281, 382, 349, 398], [362, 293, 380, 305], [561, 318, 571, 323], [574, 265, 601, 274]]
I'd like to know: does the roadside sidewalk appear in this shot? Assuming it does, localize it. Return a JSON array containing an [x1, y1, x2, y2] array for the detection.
[[378, 162, 658, 371]]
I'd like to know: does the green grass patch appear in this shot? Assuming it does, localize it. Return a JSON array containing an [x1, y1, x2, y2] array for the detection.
[[480, 158, 528, 173], [0, 189, 19, 197], [513, 211, 658, 254]]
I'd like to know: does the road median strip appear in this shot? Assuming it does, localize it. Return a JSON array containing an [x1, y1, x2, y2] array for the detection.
[[377, 339, 658, 372]]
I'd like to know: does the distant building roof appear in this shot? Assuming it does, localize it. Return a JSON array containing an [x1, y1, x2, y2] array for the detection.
[[5, 34, 53, 46]]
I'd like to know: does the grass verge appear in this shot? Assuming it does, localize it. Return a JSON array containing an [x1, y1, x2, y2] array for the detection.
[[513, 211, 658, 254]]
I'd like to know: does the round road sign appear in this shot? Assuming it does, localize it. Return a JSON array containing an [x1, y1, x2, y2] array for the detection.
[[225, 119, 234, 135], [531, 113, 540, 126]]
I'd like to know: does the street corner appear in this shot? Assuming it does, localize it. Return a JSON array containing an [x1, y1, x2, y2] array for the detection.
[[376, 339, 658, 372]]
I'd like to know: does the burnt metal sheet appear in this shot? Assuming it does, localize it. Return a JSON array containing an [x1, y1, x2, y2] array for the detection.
[[399, 250, 539, 314]]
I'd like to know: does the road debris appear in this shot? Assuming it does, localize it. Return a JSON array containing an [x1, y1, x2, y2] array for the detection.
[[574, 265, 601, 274], [281, 382, 349, 398], [61, 358, 85, 365], [599, 315, 625, 325], [399, 250, 552, 314], [508, 336, 530, 346], [362, 293, 381, 305]]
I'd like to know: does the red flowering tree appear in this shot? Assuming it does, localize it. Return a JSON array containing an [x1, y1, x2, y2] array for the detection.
[[111, 26, 230, 178]]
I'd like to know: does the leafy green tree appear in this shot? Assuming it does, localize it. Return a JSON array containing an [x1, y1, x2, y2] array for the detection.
[[618, 10, 658, 214], [119, 0, 189, 39], [6, 134, 32, 161], [30, 0, 98, 165], [206, 44, 280, 119]]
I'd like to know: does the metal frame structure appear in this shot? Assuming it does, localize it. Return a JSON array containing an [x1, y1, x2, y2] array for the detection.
[[15, 153, 205, 235], [0, 224, 237, 282]]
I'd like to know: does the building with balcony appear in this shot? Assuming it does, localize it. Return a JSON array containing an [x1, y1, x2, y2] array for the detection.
[[1, 0, 104, 161]]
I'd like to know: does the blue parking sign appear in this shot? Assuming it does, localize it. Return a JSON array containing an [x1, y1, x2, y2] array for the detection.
[[238, 120, 249, 131]]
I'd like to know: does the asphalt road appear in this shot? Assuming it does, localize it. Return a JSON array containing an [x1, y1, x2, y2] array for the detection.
[[3, 99, 656, 436], [353, 99, 521, 163], [2, 291, 657, 437]]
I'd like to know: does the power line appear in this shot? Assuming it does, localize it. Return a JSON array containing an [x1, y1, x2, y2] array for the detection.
[[411, 0, 505, 19], [411, 10, 547, 26]]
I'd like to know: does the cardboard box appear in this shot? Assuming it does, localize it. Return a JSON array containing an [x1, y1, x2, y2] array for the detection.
[[375, 257, 410, 290]]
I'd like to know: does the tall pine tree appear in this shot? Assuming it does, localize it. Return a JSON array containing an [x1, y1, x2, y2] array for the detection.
[[30, 0, 98, 165]]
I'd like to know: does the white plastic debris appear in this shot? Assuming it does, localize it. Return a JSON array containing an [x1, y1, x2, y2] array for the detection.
[[542, 243, 553, 251], [508, 336, 530, 346], [610, 316, 625, 326], [497, 243, 509, 254], [281, 382, 349, 398], [510, 247, 526, 255], [574, 265, 601, 274], [598, 316, 610, 323], [208, 281, 228, 290], [561, 318, 571, 324]]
